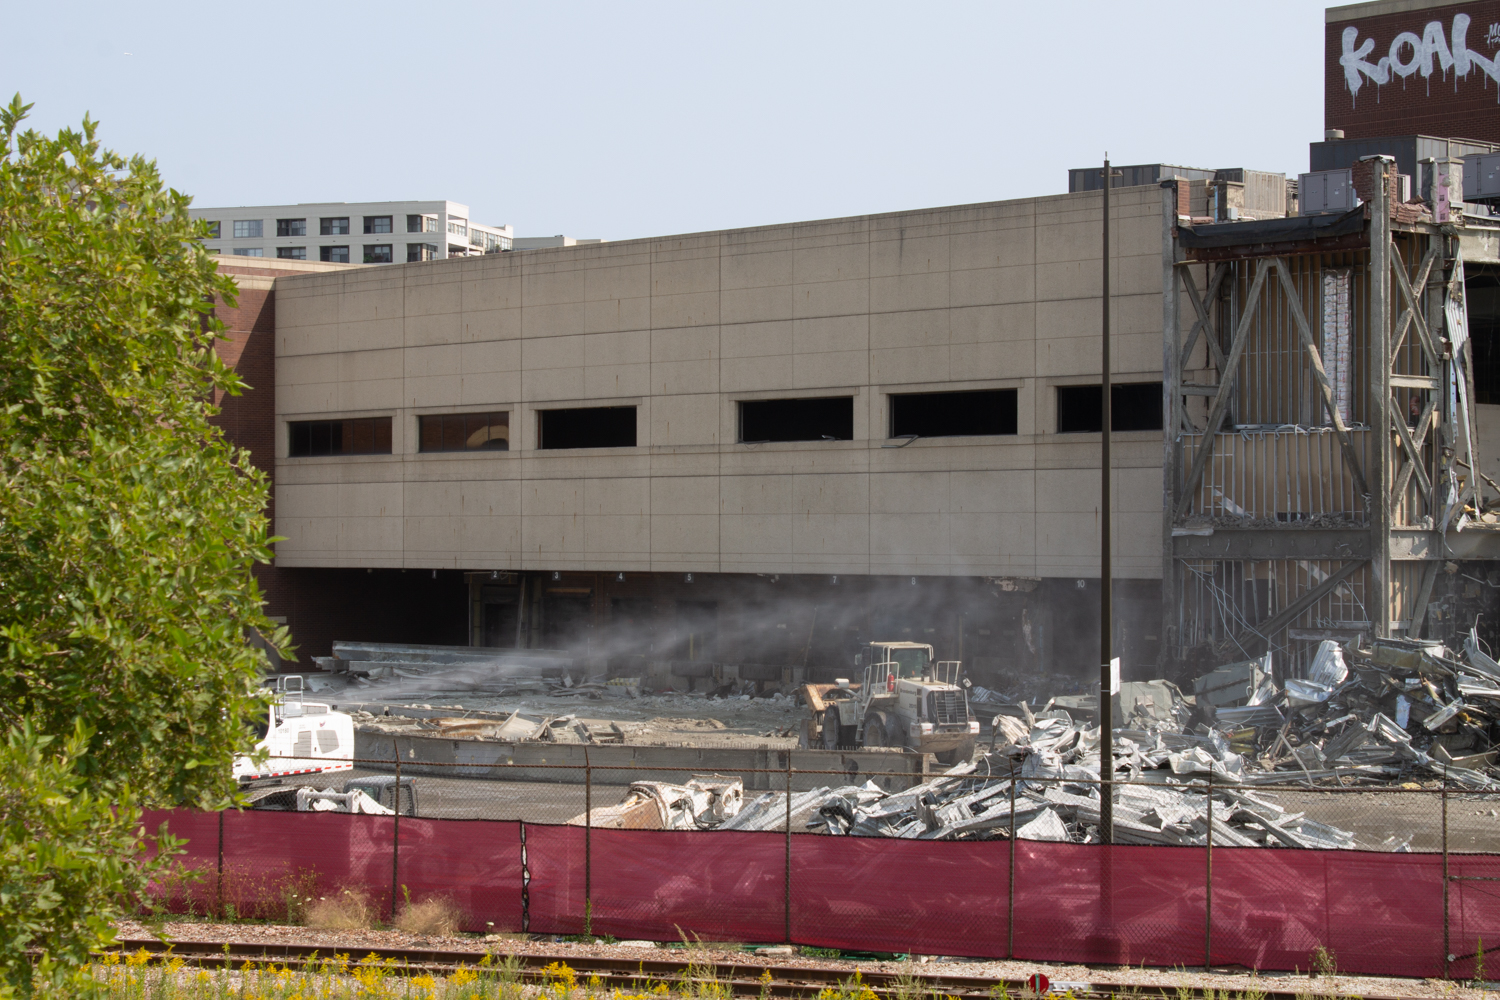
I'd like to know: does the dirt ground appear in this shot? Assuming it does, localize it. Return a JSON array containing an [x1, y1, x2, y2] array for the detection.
[[353, 689, 806, 748], [113, 920, 1491, 998]]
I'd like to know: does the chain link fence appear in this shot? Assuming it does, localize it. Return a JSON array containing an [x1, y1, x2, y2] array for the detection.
[[143, 751, 1498, 979]]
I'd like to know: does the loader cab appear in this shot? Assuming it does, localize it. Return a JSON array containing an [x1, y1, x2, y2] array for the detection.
[[858, 642, 934, 679]]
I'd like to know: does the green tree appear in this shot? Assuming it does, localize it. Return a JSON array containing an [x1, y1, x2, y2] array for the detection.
[[0, 95, 285, 992]]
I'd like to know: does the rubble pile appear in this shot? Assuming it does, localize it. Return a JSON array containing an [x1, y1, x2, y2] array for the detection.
[[1194, 631, 1500, 790]]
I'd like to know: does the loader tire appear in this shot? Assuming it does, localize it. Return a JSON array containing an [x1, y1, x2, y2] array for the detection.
[[822, 709, 842, 750], [935, 739, 975, 766], [863, 713, 888, 748]]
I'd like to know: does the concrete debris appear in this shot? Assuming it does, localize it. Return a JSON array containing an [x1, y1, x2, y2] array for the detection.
[[569, 775, 744, 830], [1193, 633, 1500, 791]]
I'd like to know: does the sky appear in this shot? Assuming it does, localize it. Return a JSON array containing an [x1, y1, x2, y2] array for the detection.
[[0, 1, 1328, 241]]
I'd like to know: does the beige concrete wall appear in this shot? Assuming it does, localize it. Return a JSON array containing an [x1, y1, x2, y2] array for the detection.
[[273, 187, 1169, 579]]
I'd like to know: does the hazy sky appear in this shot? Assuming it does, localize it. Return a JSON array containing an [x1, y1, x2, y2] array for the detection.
[[1, 1, 1327, 241]]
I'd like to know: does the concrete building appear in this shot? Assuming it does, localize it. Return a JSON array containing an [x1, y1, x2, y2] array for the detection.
[[513, 236, 604, 250], [196, 0, 1500, 687], [209, 180, 1219, 686], [190, 200, 512, 264]]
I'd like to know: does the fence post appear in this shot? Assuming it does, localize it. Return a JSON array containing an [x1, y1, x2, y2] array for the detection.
[[392, 738, 401, 923], [784, 749, 793, 945], [585, 748, 592, 936], [1443, 772, 1450, 979], [1204, 772, 1213, 972], [1007, 769, 1017, 960], [519, 821, 530, 934], [217, 809, 225, 919]]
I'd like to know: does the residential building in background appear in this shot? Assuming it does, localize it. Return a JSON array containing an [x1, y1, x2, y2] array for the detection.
[[190, 200, 512, 263]]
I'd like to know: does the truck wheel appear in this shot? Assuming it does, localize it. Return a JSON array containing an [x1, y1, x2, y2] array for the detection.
[[935, 739, 975, 766], [822, 709, 842, 750], [863, 713, 888, 748]]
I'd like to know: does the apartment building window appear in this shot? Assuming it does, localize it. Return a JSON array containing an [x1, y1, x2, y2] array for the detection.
[[363, 245, 393, 264], [232, 220, 263, 239], [448, 218, 468, 237], [231, 248, 264, 257], [204, 221, 220, 238], [364, 215, 393, 234], [890, 389, 1017, 438], [407, 214, 426, 233], [277, 247, 307, 260], [320, 217, 350, 236], [1056, 382, 1163, 433], [276, 218, 307, 237], [320, 246, 350, 263], [288, 417, 392, 457], [538, 406, 636, 449], [739, 397, 853, 443], [419, 412, 509, 452], [407, 243, 438, 262]]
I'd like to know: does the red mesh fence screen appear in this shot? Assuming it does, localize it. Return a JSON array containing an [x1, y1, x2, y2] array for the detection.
[[791, 835, 1011, 955], [590, 829, 786, 943], [524, 823, 585, 936], [395, 818, 523, 933], [1010, 842, 1204, 966], [140, 809, 1500, 978]]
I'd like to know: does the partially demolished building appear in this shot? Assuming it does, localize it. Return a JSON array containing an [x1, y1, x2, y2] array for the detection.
[[1161, 156, 1500, 675]]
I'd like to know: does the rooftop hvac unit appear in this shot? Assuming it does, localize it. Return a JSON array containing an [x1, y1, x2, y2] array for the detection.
[[1463, 152, 1500, 201], [1299, 169, 1355, 215]]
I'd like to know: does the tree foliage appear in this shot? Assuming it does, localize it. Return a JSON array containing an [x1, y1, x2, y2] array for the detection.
[[0, 95, 283, 991]]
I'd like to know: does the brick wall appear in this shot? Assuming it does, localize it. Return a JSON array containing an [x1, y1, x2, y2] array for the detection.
[[1326, 2, 1500, 144]]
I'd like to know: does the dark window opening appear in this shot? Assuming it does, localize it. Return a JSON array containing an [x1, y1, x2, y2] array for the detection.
[[320, 245, 350, 263], [419, 412, 509, 452], [288, 417, 392, 457], [890, 389, 1017, 438], [320, 217, 350, 236], [1057, 382, 1163, 433], [277, 247, 307, 260], [363, 215, 393, 234], [1470, 266, 1500, 405], [276, 218, 306, 237], [363, 244, 393, 264], [739, 396, 853, 442], [538, 406, 636, 449]]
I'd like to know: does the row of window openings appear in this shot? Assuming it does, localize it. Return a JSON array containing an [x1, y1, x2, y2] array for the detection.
[[208, 215, 443, 240], [285, 386, 1163, 458], [231, 245, 439, 263]]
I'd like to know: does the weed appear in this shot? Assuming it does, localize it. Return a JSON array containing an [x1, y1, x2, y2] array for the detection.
[[674, 927, 729, 1000], [305, 888, 376, 931], [1474, 935, 1487, 986], [893, 962, 934, 1000], [759, 968, 775, 1000], [397, 895, 464, 937], [802, 947, 843, 959], [1311, 944, 1337, 978]]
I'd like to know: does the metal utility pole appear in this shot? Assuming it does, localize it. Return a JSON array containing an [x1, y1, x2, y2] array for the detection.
[[1100, 158, 1116, 844]]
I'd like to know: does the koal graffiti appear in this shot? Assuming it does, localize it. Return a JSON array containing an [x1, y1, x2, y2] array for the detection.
[[1341, 13, 1500, 101]]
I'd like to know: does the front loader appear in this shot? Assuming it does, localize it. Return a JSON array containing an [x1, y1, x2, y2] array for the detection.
[[799, 641, 978, 765]]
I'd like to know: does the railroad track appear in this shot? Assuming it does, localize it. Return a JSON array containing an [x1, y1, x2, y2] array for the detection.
[[110, 939, 1425, 1000]]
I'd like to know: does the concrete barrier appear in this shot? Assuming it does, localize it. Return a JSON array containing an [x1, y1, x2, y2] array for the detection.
[[354, 729, 930, 792]]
